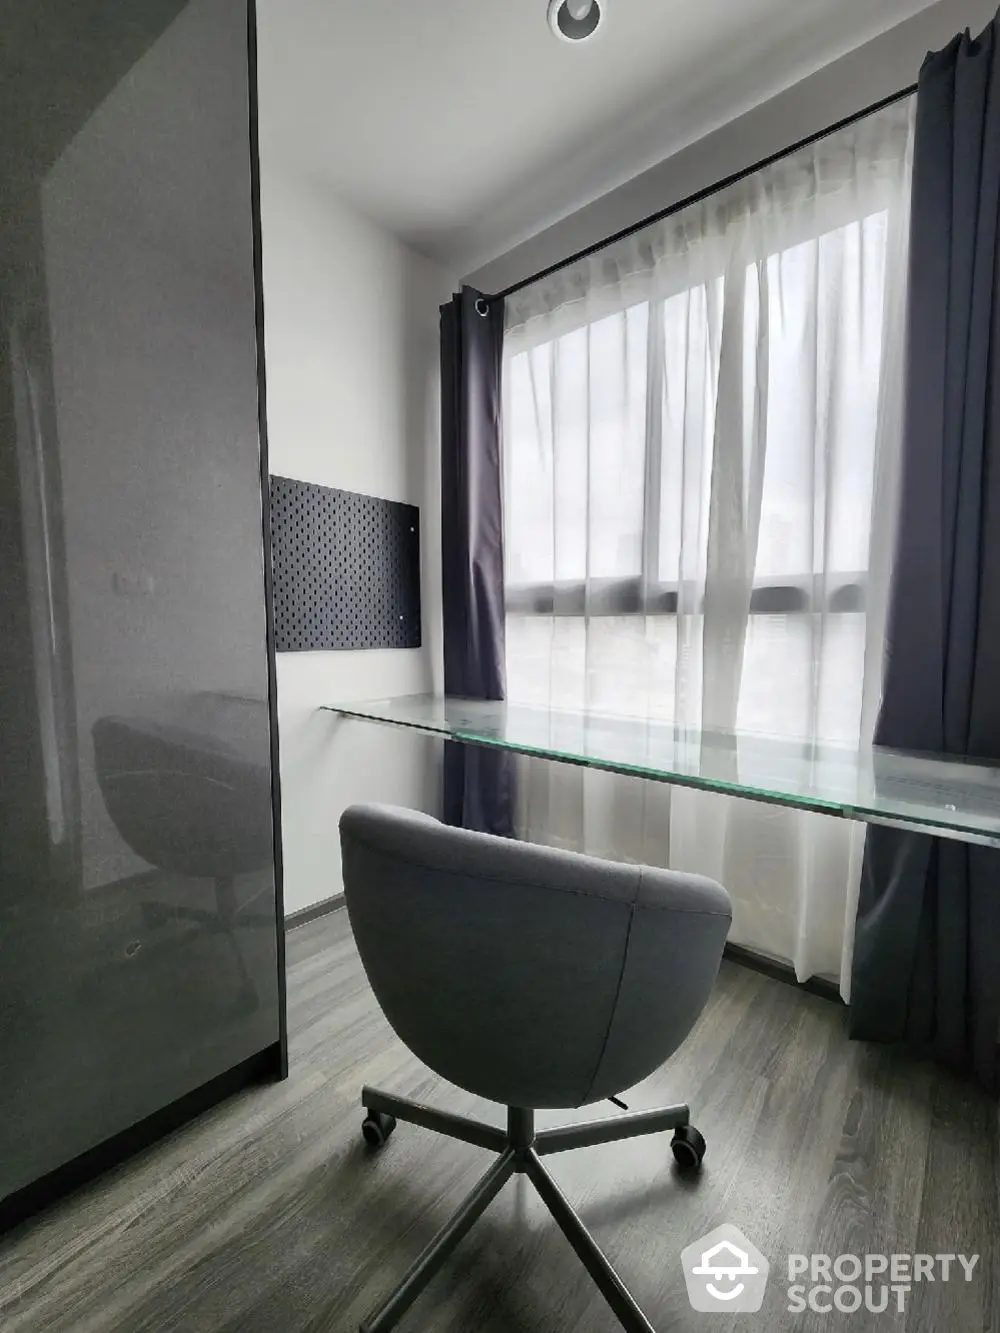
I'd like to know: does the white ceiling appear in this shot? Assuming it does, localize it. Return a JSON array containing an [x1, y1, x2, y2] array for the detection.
[[255, 0, 938, 274]]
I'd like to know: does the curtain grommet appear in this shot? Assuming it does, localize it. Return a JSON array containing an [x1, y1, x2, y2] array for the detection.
[[474, 297, 490, 317], [548, 0, 603, 42]]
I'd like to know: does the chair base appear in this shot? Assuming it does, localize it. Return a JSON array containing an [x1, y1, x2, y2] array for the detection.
[[358, 1087, 695, 1333]]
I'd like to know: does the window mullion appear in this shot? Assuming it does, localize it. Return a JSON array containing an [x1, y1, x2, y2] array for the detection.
[[641, 298, 665, 599]]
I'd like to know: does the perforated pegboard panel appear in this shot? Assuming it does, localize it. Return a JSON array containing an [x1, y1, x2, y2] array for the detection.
[[269, 475, 421, 652]]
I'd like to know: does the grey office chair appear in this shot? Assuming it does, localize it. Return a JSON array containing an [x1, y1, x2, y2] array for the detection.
[[340, 804, 732, 1333], [93, 709, 274, 1009]]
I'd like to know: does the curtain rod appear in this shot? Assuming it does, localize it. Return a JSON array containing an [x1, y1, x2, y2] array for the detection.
[[488, 81, 918, 304]]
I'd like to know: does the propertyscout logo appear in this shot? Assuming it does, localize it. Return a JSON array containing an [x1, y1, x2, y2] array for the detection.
[[681, 1225, 980, 1315], [681, 1226, 769, 1312], [786, 1252, 980, 1315]]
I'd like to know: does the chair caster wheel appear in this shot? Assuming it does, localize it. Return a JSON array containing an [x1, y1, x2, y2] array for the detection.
[[671, 1124, 706, 1171], [362, 1110, 397, 1149]]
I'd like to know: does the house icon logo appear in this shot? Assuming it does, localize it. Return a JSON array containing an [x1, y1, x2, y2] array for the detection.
[[681, 1224, 770, 1312]]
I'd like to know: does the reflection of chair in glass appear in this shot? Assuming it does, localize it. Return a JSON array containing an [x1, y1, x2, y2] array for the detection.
[[92, 713, 274, 1008]]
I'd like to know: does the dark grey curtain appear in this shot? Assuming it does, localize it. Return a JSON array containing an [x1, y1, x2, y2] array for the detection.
[[440, 287, 515, 834], [851, 17, 1000, 1091]]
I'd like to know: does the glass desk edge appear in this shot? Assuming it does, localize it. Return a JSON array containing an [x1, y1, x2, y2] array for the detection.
[[320, 695, 1000, 849]]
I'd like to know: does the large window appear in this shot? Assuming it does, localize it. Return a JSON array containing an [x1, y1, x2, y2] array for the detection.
[[499, 100, 915, 985], [503, 107, 910, 745]]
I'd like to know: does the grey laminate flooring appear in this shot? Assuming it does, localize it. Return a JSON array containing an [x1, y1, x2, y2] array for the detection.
[[1, 910, 997, 1333]]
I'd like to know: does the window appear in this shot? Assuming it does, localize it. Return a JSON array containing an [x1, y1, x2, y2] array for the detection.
[[502, 130, 908, 745]]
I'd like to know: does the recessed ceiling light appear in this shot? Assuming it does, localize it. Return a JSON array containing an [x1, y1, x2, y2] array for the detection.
[[548, 0, 603, 42]]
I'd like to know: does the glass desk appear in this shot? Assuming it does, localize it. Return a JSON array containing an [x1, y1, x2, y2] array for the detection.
[[321, 695, 1000, 848]]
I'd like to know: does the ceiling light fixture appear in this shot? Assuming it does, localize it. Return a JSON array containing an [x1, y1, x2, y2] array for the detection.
[[548, 0, 603, 43]]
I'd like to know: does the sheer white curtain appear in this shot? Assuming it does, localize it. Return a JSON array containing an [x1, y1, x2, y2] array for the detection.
[[501, 100, 915, 993]]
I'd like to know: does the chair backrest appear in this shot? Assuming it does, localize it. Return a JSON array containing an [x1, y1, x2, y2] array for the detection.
[[340, 804, 732, 1110]]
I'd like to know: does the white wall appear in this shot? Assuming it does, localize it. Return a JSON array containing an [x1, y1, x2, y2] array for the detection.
[[259, 161, 449, 915], [466, 0, 997, 292]]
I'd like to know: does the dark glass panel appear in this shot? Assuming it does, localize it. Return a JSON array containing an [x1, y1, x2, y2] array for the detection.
[[0, 0, 280, 1201]]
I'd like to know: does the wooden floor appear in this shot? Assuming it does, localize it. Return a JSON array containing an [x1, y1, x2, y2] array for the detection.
[[1, 910, 997, 1333]]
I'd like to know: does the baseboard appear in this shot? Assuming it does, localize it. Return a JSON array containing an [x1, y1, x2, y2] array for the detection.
[[0, 1042, 283, 1236], [285, 894, 345, 932], [723, 942, 843, 1004]]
